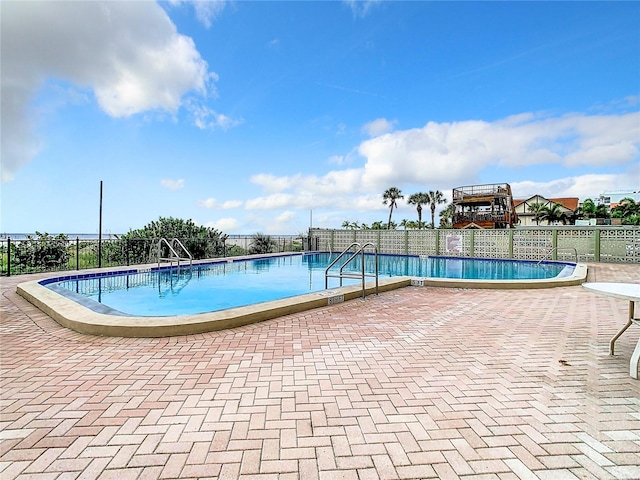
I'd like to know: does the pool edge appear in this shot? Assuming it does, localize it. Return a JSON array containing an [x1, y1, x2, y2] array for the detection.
[[17, 276, 412, 338], [16, 262, 588, 338], [416, 262, 588, 289]]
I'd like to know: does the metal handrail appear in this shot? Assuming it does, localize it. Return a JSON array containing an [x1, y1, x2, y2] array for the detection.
[[158, 238, 192, 269], [325, 242, 378, 298], [536, 247, 578, 265]]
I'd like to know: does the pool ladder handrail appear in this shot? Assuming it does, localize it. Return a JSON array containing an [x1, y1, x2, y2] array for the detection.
[[536, 246, 578, 265], [325, 242, 379, 299], [158, 238, 193, 270]]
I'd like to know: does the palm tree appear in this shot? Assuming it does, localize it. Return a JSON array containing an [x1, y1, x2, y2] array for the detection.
[[439, 202, 455, 228], [341, 220, 360, 230], [612, 197, 639, 220], [426, 190, 446, 229], [527, 201, 546, 225], [540, 203, 568, 225], [382, 187, 404, 229], [400, 219, 418, 230], [249, 232, 276, 254], [407, 192, 429, 229]]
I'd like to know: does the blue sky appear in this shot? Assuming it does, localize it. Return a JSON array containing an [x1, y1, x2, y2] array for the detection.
[[1, 0, 638, 235]]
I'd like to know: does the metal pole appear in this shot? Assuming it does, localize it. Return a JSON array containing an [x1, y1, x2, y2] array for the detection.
[[7, 237, 11, 277], [98, 181, 103, 268]]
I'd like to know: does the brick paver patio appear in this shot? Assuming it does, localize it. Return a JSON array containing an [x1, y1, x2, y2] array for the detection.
[[1, 263, 639, 480]]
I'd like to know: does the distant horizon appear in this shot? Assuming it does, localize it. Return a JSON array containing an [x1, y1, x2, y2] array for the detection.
[[3, 186, 637, 237], [2, 186, 638, 237]]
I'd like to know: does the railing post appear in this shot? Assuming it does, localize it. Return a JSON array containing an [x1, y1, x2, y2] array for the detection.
[[76, 237, 79, 270], [508, 229, 514, 259], [7, 237, 11, 277], [405, 229, 409, 255]]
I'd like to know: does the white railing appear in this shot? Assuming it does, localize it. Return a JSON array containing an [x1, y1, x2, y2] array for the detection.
[[158, 238, 192, 270]]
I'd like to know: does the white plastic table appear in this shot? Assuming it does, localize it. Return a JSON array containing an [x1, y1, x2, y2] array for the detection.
[[583, 282, 640, 379]]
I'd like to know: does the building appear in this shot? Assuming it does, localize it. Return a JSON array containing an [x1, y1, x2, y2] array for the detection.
[[596, 190, 640, 210], [514, 195, 579, 226], [452, 183, 517, 229]]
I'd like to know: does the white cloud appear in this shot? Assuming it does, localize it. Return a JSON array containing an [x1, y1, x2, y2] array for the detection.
[[197, 198, 243, 209], [1, 1, 221, 182], [328, 155, 345, 165], [166, 1, 227, 28], [275, 211, 297, 223], [250, 174, 302, 193], [204, 217, 240, 232], [188, 100, 243, 130], [161, 178, 185, 190], [238, 110, 639, 218], [245, 193, 296, 210], [512, 171, 638, 201], [362, 118, 396, 137], [344, 0, 382, 18], [358, 111, 639, 190]]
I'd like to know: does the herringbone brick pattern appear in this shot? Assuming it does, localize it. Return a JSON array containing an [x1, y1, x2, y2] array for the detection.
[[1, 263, 639, 479]]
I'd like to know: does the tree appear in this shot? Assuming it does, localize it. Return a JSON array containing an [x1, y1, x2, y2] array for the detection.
[[407, 192, 429, 229], [426, 190, 446, 229], [612, 197, 638, 217], [439, 203, 455, 228], [382, 187, 404, 229], [400, 219, 418, 230], [622, 214, 640, 225], [611, 197, 640, 224], [580, 198, 596, 219], [540, 203, 569, 225], [249, 233, 276, 254], [527, 201, 546, 225], [595, 204, 609, 219], [119, 216, 226, 263], [13, 232, 71, 272]]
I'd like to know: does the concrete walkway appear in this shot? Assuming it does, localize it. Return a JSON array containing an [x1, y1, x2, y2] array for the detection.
[[1, 263, 639, 479]]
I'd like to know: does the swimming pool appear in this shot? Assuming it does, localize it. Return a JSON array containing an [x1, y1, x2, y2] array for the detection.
[[44, 253, 576, 317], [17, 253, 587, 337]]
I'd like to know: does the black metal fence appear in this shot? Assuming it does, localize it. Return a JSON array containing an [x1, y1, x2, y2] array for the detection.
[[0, 235, 304, 276]]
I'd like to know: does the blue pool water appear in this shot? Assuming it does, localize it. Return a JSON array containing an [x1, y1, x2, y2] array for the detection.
[[45, 254, 575, 317]]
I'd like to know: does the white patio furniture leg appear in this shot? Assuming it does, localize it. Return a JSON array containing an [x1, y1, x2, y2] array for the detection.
[[610, 301, 636, 356], [610, 319, 632, 355], [631, 320, 640, 380]]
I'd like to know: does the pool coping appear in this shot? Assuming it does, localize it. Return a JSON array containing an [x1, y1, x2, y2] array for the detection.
[[15, 256, 588, 338]]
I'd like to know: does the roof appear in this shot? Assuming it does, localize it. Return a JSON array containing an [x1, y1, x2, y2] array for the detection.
[[514, 196, 579, 212]]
